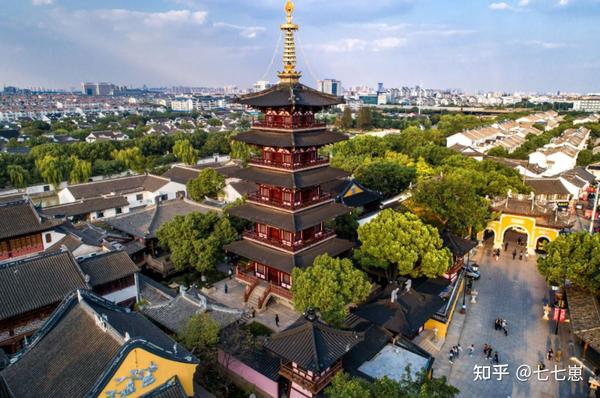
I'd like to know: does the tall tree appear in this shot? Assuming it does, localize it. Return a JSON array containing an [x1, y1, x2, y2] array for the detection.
[[68, 156, 92, 184], [356, 107, 373, 130], [326, 372, 372, 398], [355, 160, 416, 198], [327, 211, 360, 241], [356, 209, 451, 281], [7, 165, 27, 188], [35, 155, 66, 189], [538, 232, 600, 293], [111, 147, 146, 173], [178, 313, 220, 358], [340, 107, 354, 130], [230, 140, 255, 166], [187, 168, 226, 201], [292, 254, 371, 326], [157, 212, 237, 274], [173, 139, 199, 166]]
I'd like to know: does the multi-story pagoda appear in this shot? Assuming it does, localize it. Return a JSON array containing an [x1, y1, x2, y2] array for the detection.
[[224, 0, 353, 309]]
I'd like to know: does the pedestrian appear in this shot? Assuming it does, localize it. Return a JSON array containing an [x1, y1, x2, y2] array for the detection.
[[493, 351, 499, 364], [251, 307, 256, 318], [505, 242, 509, 251], [275, 313, 280, 327], [547, 348, 554, 361], [228, 267, 233, 279], [556, 349, 562, 362], [469, 344, 474, 356], [525, 251, 529, 261], [483, 343, 489, 355], [538, 361, 546, 370], [457, 344, 463, 356], [519, 250, 523, 260], [512, 249, 517, 260], [487, 348, 493, 361], [453, 345, 460, 359], [224, 283, 228, 294], [449, 350, 454, 364]]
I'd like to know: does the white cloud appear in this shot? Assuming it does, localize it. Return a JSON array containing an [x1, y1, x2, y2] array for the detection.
[[213, 22, 266, 39], [520, 40, 570, 49], [558, 0, 570, 5], [373, 37, 408, 50], [84, 9, 207, 28], [489, 2, 513, 10], [32, 0, 53, 5], [318, 37, 408, 53], [518, 0, 530, 6]]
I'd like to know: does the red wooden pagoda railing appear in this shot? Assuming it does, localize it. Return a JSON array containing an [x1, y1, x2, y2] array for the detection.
[[249, 156, 329, 171], [247, 192, 332, 211], [270, 284, 293, 300], [279, 361, 343, 394], [243, 230, 335, 252], [253, 121, 326, 130]]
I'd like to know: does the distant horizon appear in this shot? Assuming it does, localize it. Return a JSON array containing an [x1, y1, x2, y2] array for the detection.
[[2, 1, 600, 93]]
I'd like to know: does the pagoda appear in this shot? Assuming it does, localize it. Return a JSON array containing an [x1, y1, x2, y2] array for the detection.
[[224, 0, 354, 309]]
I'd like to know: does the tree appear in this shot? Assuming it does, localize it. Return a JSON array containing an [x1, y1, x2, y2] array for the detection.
[[326, 372, 372, 398], [187, 168, 226, 201], [35, 155, 66, 189], [340, 107, 353, 130], [487, 146, 510, 158], [68, 156, 92, 184], [230, 140, 255, 166], [538, 232, 600, 293], [356, 107, 373, 130], [292, 254, 371, 326], [178, 313, 220, 357], [207, 118, 223, 127], [327, 212, 359, 241], [173, 139, 198, 166], [355, 160, 416, 198], [7, 165, 27, 188], [111, 147, 146, 173], [356, 209, 452, 281], [156, 212, 237, 274]]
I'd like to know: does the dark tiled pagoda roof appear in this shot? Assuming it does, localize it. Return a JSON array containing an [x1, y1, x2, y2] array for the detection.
[[0, 291, 196, 398], [342, 314, 393, 379], [237, 83, 343, 109], [78, 251, 139, 287], [322, 179, 383, 209], [224, 238, 354, 274], [234, 129, 347, 148], [265, 317, 364, 373], [0, 251, 89, 322], [440, 229, 478, 258], [223, 165, 349, 189], [227, 202, 351, 231], [0, 199, 62, 240], [41, 196, 129, 218], [139, 377, 188, 398]]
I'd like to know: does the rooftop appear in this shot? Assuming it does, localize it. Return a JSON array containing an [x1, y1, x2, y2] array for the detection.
[[236, 82, 343, 109], [0, 198, 62, 240], [65, 174, 171, 200]]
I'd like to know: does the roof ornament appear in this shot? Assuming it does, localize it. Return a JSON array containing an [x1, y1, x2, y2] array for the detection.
[[278, 0, 302, 84]]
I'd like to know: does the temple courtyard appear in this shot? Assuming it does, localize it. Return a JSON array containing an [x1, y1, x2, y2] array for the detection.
[[433, 236, 590, 398]]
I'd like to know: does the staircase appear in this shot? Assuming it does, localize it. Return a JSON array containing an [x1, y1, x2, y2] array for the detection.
[[246, 283, 267, 311]]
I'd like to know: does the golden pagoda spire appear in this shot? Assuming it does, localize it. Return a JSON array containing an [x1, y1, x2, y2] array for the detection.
[[278, 0, 302, 84]]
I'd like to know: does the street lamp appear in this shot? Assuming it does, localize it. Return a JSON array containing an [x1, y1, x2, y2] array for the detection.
[[460, 251, 471, 314]]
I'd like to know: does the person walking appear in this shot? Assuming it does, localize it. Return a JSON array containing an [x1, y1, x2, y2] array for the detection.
[[228, 267, 233, 279], [487, 346, 493, 360], [275, 313, 280, 327], [505, 242, 509, 251], [493, 351, 499, 364], [224, 283, 228, 294], [449, 350, 454, 364], [556, 349, 562, 362], [512, 249, 517, 260], [501, 319, 508, 336], [469, 344, 474, 357], [547, 348, 554, 361], [525, 251, 529, 261], [457, 344, 463, 356], [483, 343, 489, 355], [519, 250, 523, 260]]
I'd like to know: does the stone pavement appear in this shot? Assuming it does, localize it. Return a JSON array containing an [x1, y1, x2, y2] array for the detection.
[[205, 277, 300, 332], [433, 239, 589, 398]]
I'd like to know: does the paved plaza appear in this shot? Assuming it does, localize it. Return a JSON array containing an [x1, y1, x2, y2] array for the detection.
[[433, 236, 590, 398]]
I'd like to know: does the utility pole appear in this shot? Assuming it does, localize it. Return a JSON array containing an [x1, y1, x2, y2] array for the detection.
[[589, 183, 600, 234]]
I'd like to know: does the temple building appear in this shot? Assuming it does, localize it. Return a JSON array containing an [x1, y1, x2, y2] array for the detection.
[[224, 0, 353, 309]]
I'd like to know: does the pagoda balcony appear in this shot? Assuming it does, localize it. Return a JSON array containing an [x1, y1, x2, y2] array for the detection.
[[279, 360, 343, 395], [252, 121, 327, 131], [247, 191, 332, 210], [242, 230, 336, 253], [248, 156, 330, 171]]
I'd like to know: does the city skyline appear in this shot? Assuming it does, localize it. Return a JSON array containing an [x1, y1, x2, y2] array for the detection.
[[1, 0, 600, 92]]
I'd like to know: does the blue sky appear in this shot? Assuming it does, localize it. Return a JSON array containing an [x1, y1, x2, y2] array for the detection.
[[1, 0, 599, 93]]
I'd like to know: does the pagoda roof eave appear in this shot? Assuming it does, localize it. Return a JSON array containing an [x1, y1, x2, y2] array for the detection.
[[221, 165, 350, 189], [233, 129, 348, 148], [235, 83, 344, 109]]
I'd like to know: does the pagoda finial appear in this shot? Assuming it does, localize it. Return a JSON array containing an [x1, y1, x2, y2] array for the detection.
[[278, 0, 301, 84]]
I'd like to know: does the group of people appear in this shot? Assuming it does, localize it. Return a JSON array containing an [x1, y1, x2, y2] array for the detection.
[[448, 344, 464, 364], [483, 343, 500, 364], [502, 241, 528, 261], [494, 317, 509, 336]]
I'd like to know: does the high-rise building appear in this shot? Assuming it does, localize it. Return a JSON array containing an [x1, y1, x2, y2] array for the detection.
[[253, 80, 273, 92], [317, 79, 342, 97], [573, 97, 600, 112], [81, 82, 117, 96]]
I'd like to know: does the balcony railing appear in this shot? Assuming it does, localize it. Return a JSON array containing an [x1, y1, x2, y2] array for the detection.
[[253, 121, 326, 130], [247, 192, 332, 211], [243, 230, 336, 253], [249, 156, 329, 171], [279, 361, 343, 395]]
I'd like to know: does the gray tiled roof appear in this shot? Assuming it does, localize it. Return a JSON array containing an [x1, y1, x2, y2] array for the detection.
[[77, 251, 139, 287], [265, 317, 364, 373], [138, 377, 188, 398], [237, 83, 343, 108], [41, 196, 129, 217], [0, 251, 89, 321], [65, 175, 170, 200], [162, 166, 200, 185], [0, 199, 62, 240]]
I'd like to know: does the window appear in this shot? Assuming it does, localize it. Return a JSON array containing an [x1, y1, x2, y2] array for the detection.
[[136, 194, 143, 201], [115, 207, 122, 215], [43, 185, 50, 192], [45, 233, 52, 244], [97, 211, 104, 218], [281, 273, 291, 288]]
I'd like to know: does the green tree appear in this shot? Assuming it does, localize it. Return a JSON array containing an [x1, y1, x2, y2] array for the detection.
[[326, 372, 372, 398], [7, 165, 27, 188], [327, 212, 359, 241], [230, 140, 255, 166], [577, 149, 594, 166], [356, 209, 451, 281], [111, 147, 146, 173], [538, 232, 600, 293], [292, 255, 371, 326], [356, 107, 373, 130], [187, 168, 226, 201], [173, 139, 199, 166], [487, 146, 510, 157], [207, 118, 223, 127], [68, 156, 92, 184], [35, 155, 66, 189], [340, 107, 353, 130], [178, 313, 220, 356], [156, 212, 237, 274], [355, 160, 416, 198]]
